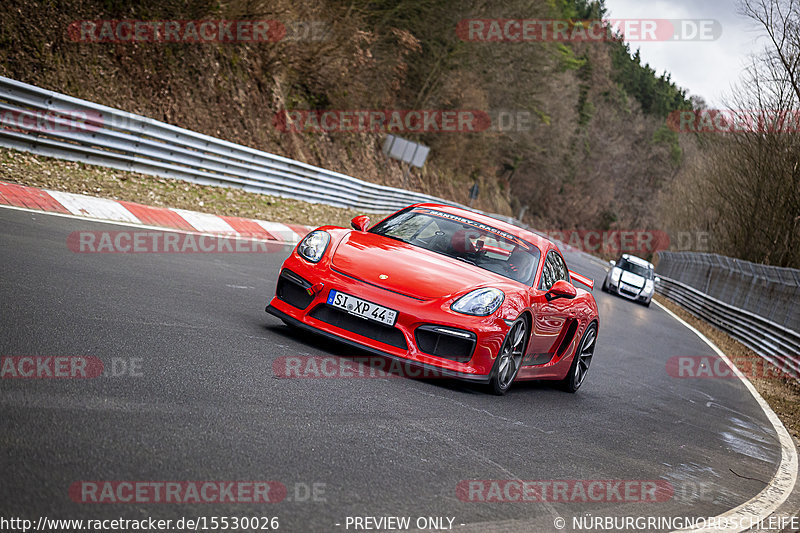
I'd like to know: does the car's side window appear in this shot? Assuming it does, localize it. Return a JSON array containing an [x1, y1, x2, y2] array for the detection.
[[540, 251, 569, 291], [551, 252, 569, 284], [540, 255, 556, 291]]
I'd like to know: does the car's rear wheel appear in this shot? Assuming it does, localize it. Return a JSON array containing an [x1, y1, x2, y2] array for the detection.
[[560, 323, 597, 393], [489, 317, 528, 395]]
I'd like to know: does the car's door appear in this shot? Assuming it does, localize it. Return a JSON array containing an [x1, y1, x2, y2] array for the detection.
[[524, 250, 577, 366]]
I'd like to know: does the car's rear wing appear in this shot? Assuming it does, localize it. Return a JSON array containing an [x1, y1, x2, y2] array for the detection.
[[569, 270, 594, 290]]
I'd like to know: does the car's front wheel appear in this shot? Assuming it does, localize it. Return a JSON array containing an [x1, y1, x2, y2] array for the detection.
[[489, 317, 529, 395], [560, 323, 597, 393]]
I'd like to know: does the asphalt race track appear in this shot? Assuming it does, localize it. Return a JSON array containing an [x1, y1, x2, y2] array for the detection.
[[0, 207, 788, 532]]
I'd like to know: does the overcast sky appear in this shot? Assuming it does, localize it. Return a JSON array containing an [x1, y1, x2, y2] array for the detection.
[[602, 0, 768, 107]]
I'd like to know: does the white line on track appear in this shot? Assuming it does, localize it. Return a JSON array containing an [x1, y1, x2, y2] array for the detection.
[[653, 299, 798, 533], [588, 262, 797, 531]]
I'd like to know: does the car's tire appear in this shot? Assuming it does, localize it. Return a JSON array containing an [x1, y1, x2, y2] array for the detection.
[[559, 323, 597, 393], [488, 317, 529, 396], [644, 300, 651, 308], [601, 279, 609, 292]]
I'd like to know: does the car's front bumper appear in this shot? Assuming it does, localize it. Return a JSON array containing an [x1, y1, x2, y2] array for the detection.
[[265, 254, 511, 381], [266, 305, 491, 383], [607, 280, 652, 303]]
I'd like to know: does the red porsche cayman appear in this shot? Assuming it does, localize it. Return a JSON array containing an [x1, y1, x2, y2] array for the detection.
[[266, 204, 599, 394]]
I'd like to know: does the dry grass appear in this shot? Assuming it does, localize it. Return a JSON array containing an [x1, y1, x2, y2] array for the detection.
[[0, 147, 364, 228], [656, 296, 800, 442]]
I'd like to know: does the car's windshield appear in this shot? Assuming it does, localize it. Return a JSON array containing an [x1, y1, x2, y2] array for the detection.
[[617, 257, 654, 279], [370, 208, 541, 285]]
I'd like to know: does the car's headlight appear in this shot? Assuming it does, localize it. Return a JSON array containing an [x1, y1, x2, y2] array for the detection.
[[451, 288, 505, 316], [610, 267, 622, 283], [297, 231, 330, 263], [644, 279, 654, 293]]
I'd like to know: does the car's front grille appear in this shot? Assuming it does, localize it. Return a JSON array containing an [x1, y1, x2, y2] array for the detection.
[[276, 269, 315, 309], [414, 325, 476, 362], [309, 305, 408, 349], [619, 284, 640, 297]]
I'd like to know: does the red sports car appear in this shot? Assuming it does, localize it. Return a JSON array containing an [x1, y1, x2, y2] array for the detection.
[[266, 204, 599, 394]]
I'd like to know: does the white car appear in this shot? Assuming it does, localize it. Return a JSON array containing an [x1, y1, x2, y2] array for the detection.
[[602, 254, 659, 307]]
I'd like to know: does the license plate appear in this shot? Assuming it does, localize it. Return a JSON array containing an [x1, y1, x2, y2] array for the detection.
[[327, 290, 398, 326]]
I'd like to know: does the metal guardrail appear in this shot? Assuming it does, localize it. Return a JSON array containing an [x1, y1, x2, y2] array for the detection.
[[657, 251, 800, 329], [0, 77, 457, 213], [656, 276, 800, 380]]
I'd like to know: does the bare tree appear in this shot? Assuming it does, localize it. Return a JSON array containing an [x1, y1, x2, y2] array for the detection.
[[741, 0, 800, 101], [703, 0, 800, 266], [660, 0, 800, 267]]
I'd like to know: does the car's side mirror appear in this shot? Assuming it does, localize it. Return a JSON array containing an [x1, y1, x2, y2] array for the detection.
[[546, 280, 577, 302], [608, 260, 616, 267], [350, 215, 370, 232], [655, 276, 661, 283]]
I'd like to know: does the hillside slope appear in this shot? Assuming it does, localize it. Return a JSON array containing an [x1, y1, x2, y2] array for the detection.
[[1, 0, 690, 231]]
